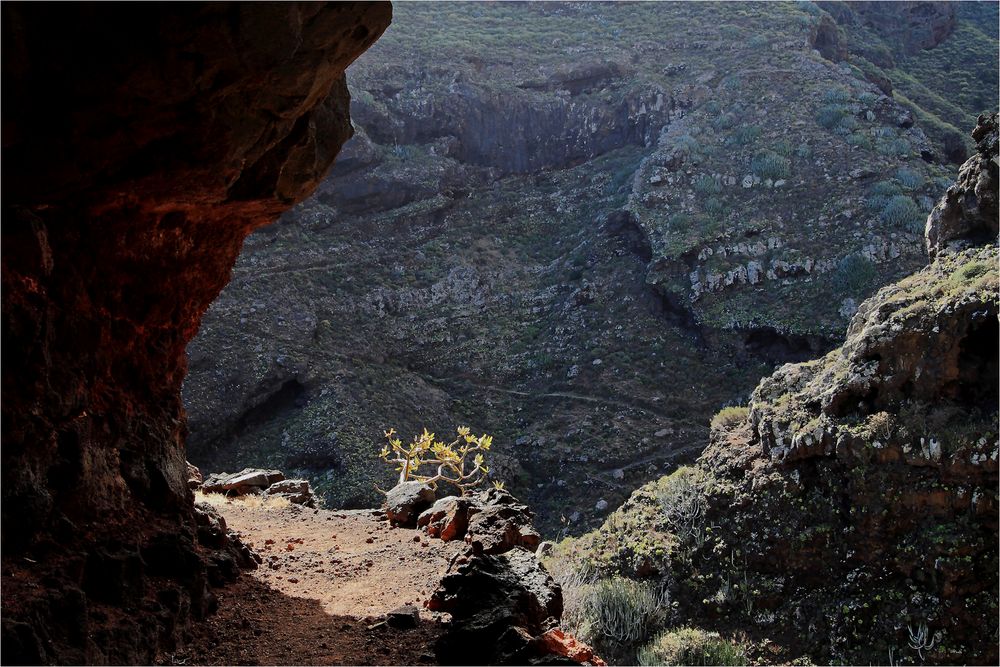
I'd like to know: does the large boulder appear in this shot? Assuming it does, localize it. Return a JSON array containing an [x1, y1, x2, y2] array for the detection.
[[465, 488, 542, 555], [384, 481, 435, 527], [418, 496, 476, 541], [202, 468, 285, 496], [265, 479, 317, 508]]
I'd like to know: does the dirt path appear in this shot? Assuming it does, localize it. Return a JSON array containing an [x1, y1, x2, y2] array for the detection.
[[162, 500, 467, 666]]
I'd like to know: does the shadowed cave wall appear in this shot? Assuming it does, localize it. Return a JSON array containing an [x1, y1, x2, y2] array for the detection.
[[1, 3, 390, 663]]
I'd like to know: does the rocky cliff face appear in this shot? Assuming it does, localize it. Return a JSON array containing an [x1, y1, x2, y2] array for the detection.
[[554, 114, 998, 664], [1, 3, 390, 663]]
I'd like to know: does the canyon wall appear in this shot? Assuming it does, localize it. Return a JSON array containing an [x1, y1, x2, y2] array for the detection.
[[1, 3, 390, 663]]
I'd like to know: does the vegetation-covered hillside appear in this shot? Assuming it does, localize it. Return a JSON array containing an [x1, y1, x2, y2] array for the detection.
[[184, 1, 997, 536]]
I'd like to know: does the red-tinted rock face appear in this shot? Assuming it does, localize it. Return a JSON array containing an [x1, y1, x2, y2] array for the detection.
[[1, 3, 390, 663]]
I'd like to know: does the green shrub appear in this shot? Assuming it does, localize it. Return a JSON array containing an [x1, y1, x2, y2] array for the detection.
[[832, 253, 877, 295], [750, 150, 790, 180], [816, 104, 850, 129], [895, 166, 926, 190], [880, 194, 924, 230], [720, 74, 742, 90], [846, 133, 873, 149], [673, 134, 701, 155], [710, 406, 748, 432], [655, 466, 714, 552], [637, 627, 748, 666], [667, 212, 694, 233], [693, 174, 722, 196], [824, 86, 852, 104], [795, 142, 812, 158], [865, 180, 903, 211], [858, 91, 879, 107], [571, 577, 671, 653], [877, 137, 912, 157], [704, 197, 727, 217], [713, 112, 738, 131], [773, 138, 794, 156], [725, 124, 762, 146]]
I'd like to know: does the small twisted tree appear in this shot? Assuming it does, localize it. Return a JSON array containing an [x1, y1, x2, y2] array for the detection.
[[379, 426, 492, 495]]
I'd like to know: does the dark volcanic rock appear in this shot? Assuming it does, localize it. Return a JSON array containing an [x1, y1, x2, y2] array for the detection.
[[926, 113, 999, 258], [0, 2, 389, 664], [465, 488, 542, 555], [418, 496, 477, 541], [428, 548, 564, 665]]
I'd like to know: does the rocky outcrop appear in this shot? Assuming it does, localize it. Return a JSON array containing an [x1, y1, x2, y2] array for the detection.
[[706, 118, 998, 663], [415, 488, 543, 553], [1, 3, 389, 663], [429, 548, 566, 665], [203, 468, 286, 495], [562, 114, 998, 664], [926, 113, 999, 258]]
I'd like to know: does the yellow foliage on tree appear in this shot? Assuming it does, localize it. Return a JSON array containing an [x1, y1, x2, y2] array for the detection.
[[379, 426, 493, 495]]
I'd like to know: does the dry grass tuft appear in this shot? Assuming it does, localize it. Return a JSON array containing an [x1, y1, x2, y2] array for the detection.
[[194, 489, 292, 510]]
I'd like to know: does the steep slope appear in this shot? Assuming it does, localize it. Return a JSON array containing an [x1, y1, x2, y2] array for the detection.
[[550, 114, 998, 665], [820, 0, 999, 162], [183, 1, 994, 534], [1, 3, 390, 663]]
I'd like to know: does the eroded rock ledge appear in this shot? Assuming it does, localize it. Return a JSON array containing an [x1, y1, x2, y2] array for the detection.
[[1, 3, 390, 663]]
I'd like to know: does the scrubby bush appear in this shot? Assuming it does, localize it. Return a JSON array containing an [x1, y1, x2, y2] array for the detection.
[[773, 139, 794, 156], [832, 253, 877, 295], [570, 576, 671, 656], [895, 166, 925, 190], [693, 174, 722, 196], [823, 86, 852, 104], [673, 134, 701, 155], [750, 150, 790, 180], [795, 142, 812, 159], [655, 466, 713, 552], [720, 74, 742, 90], [725, 125, 761, 147], [713, 112, 738, 131], [845, 132, 872, 149], [704, 197, 727, 217], [378, 426, 492, 494], [858, 91, 879, 107], [816, 104, 850, 129], [710, 406, 748, 433], [880, 194, 924, 230], [877, 137, 912, 157], [637, 627, 748, 666], [865, 180, 903, 212]]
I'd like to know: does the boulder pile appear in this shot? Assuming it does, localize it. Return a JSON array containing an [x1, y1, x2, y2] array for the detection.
[[381, 481, 600, 665], [191, 465, 318, 508]]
